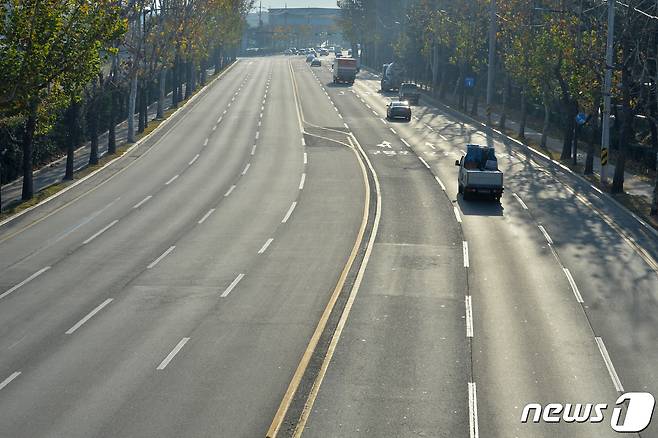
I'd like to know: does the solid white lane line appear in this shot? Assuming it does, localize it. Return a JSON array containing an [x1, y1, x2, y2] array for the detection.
[[379, 118, 387, 125], [538, 225, 553, 245], [454, 207, 462, 223], [242, 163, 251, 175], [463, 241, 470, 268], [512, 193, 528, 210], [301, 138, 306, 146], [0, 372, 21, 391], [468, 382, 480, 438], [562, 268, 584, 303], [465, 296, 473, 338], [224, 185, 236, 197], [83, 220, 119, 245], [282, 202, 297, 223], [65, 298, 113, 334], [258, 238, 274, 254], [434, 176, 446, 191], [132, 195, 152, 209], [401, 139, 410, 148], [147, 246, 176, 269], [303, 152, 308, 164], [198, 209, 215, 224], [165, 174, 179, 185], [221, 273, 245, 298], [299, 173, 306, 190], [418, 157, 430, 169], [157, 337, 190, 370], [0, 266, 51, 300], [188, 154, 199, 165], [595, 337, 624, 392]]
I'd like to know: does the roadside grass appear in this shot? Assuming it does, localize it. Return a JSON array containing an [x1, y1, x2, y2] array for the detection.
[[0, 66, 225, 222]]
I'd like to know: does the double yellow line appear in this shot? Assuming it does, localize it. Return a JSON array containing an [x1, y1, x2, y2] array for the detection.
[[266, 60, 382, 438]]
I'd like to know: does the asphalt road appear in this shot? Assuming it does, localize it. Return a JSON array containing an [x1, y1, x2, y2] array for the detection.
[[0, 54, 656, 438]]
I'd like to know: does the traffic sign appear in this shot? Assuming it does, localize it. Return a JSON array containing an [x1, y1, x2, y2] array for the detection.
[[601, 148, 609, 166], [576, 112, 587, 125], [465, 77, 475, 88]]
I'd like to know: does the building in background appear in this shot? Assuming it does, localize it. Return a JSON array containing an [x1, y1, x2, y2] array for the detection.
[[243, 7, 344, 54]]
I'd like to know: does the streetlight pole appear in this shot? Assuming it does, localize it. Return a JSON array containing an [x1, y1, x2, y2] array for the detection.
[[601, 0, 615, 186], [486, 0, 497, 125]]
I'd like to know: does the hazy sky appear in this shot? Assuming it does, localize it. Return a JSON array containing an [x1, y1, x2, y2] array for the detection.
[[260, 1, 339, 9]]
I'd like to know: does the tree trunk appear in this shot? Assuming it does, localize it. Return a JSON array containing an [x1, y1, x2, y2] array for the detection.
[[499, 75, 509, 130], [21, 101, 37, 200], [651, 152, 658, 216], [64, 98, 81, 181], [561, 99, 577, 160], [470, 76, 479, 116], [127, 70, 138, 143], [89, 97, 99, 166], [519, 89, 527, 139], [541, 100, 550, 149], [612, 52, 632, 193], [585, 96, 600, 175], [108, 87, 117, 155], [157, 67, 166, 119]]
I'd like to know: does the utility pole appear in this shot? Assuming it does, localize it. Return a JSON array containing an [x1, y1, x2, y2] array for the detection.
[[601, 0, 615, 186], [486, 0, 497, 125]]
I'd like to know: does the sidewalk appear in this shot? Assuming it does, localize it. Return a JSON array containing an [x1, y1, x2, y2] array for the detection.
[[474, 103, 653, 202]]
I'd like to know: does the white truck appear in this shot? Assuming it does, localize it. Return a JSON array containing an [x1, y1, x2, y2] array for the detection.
[[333, 57, 357, 84], [455, 144, 504, 201]]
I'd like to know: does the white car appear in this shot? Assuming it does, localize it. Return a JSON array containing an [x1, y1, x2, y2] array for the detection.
[[306, 54, 316, 63]]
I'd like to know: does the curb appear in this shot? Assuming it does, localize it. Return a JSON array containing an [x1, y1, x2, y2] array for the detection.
[[0, 60, 240, 229]]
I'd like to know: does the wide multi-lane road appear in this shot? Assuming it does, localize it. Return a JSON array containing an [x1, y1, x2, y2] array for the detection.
[[0, 55, 656, 437]]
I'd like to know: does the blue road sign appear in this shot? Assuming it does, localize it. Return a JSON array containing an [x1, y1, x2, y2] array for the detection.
[[576, 112, 587, 125], [465, 77, 475, 88]]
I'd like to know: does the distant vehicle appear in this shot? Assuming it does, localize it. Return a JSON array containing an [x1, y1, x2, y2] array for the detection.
[[306, 54, 316, 63], [332, 57, 357, 84], [335, 51, 342, 58], [399, 83, 420, 105], [455, 144, 504, 201], [319, 48, 329, 56], [284, 49, 293, 55], [347, 49, 352, 57], [299, 48, 307, 55], [311, 58, 322, 67], [381, 62, 404, 92], [386, 100, 411, 121]]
